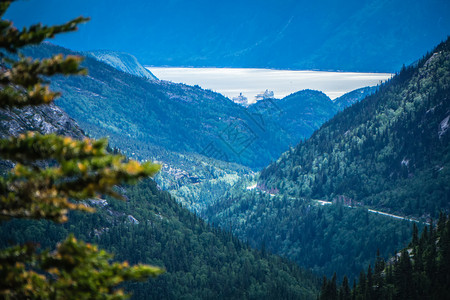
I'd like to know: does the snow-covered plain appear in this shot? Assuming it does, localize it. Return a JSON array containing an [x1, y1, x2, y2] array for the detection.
[[147, 67, 393, 103]]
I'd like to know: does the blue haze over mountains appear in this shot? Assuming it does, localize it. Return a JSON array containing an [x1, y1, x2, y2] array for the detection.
[[2, 1, 450, 295], [6, 0, 450, 72]]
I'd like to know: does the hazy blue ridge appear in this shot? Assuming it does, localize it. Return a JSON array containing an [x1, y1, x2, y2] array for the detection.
[[5, 0, 450, 72], [21, 43, 349, 170], [333, 86, 378, 110], [86, 50, 158, 80]]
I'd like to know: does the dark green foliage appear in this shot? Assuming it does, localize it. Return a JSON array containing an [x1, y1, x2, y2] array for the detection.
[[202, 39, 450, 282], [0, 2, 164, 297], [323, 214, 450, 299], [0, 234, 163, 300], [320, 273, 337, 300], [0, 130, 160, 223], [260, 37, 450, 218], [204, 191, 414, 281], [0, 179, 321, 299]]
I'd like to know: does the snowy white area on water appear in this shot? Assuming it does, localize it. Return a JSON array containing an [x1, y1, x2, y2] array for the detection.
[[147, 67, 393, 103]]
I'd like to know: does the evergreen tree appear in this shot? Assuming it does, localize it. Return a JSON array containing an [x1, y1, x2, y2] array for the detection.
[[0, 1, 163, 298], [410, 223, 419, 247], [365, 265, 373, 300], [323, 216, 450, 299], [338, 276, 351, 300]]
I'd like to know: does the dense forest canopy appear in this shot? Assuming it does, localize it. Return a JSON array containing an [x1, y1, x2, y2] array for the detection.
[[0, 1, 321, 299], [1, 1, 449, 299], [260, 37, 450, 219]]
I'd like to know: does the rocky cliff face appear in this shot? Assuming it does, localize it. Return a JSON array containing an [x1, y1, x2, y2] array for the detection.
[[0, 104, 85, 139], [0, 104, 85, 173]]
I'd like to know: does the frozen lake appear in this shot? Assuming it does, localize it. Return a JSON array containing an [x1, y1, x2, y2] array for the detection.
[[147, 67, 393, 103]]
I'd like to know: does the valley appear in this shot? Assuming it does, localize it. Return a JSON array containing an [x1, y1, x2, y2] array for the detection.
[[246, 182, 427, 224], [203, 38, 450, 282], [16, 39, 448, 284], [20, 43, 378, 214], [1, 3, 449, 297]]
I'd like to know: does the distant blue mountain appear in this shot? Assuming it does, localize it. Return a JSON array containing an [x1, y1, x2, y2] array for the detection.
[[333, 86, 378, 110], [5, 0, 450, 72], [24, 43, 364, 170]]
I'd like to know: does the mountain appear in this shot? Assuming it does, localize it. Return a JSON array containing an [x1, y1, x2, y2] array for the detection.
[[260, 38, 450, 218], [249, 90, 338, 146], [22, 43, 347, 172], [204, 38, 450, 280], [204, 187, 415, 281], [0, 178, 321, 299], [5, 0, 450, 72], [323, 215, 450, 299], [87, 50, 158, 80], [333, 86, 378, 110], [0, 104, 85, 140], [21, 43, 381, 215], [0, 67, 321, 300]]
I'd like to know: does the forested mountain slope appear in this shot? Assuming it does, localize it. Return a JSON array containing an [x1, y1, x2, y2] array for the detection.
[[260, 38, 450, 218], [0, 86, 320, 299], [204, 39, 450, 281], [204, 183, 414, 281], [23, 43, 340, 170], [20, 43, 375, 214], [321, 214, 450, 300], [0, 179, 321, 299]]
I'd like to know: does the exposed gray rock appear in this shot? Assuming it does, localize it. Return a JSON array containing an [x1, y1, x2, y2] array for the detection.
[[88, 198, 109, 208], [439, 115, 449, 138], [0, 104, 85, 139], [127, 215, 140, 225]]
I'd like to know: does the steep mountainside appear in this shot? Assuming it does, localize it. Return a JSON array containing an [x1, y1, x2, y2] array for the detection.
[[261, 38, 450, 218], [87, 50, 158, 80], [322, 215, 450, 300], [0, 85, 320, 300], [0, 104, 85, 140], [205, 188, 414, 281], [204, 39, 450, 281], [22, 43, 345, 171], [0, 179, 321, 299], [6, 0, 450, 72]]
